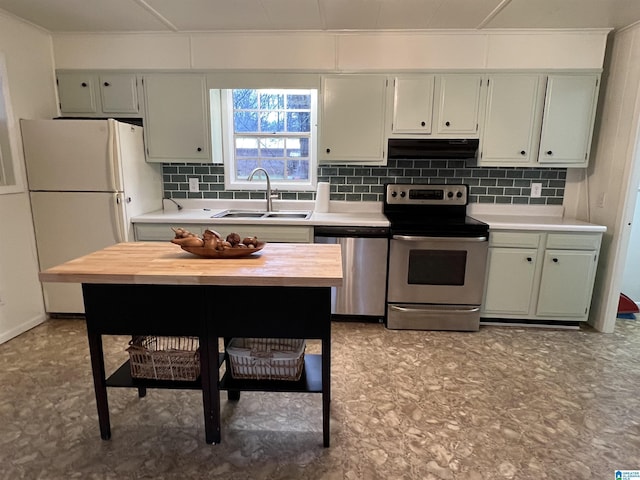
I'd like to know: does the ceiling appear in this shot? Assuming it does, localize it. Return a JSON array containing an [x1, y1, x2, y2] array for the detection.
[[0, 0, 639, 33]]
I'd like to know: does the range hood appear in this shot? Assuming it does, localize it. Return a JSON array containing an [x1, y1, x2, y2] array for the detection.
[[387, 138, 479, 159]]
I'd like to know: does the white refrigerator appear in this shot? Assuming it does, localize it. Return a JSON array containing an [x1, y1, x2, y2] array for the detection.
[[21, 119, 163, 314]]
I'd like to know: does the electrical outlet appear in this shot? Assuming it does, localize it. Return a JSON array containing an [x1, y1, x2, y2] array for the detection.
[[531, 182, 542, 198], [188, 178, 199, 193]]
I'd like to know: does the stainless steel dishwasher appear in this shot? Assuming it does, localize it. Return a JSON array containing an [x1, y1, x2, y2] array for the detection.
[[314, 226, 389, 321]]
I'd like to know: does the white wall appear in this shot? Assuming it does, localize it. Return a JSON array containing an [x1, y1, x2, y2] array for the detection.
[[574, 23, 640, 332], [0, 11, 57, 343]]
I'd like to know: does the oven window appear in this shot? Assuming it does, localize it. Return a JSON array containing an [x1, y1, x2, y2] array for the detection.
[[408, 250, 467, 285]]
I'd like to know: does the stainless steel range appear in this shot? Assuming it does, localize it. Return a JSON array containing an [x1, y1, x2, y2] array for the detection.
[[384, 183, 490, 331]]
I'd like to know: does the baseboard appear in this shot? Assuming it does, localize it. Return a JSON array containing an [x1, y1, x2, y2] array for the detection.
[[0, 312, 47, 345]]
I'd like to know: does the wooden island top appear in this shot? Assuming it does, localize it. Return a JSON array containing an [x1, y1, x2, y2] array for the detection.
[[39, 242, 343, 287]]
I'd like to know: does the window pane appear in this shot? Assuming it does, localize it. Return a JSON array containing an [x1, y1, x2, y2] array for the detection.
[[287, 94, 311, 109], [260, 93, 284, 109], [233, 89, 258, 109], [235, 137, 258, 158], [236, 159, 259, 179], [259, 111, 284, 133], [234, 111, 258, 132], [259, 137, 285, 158], [261, 160, 285, 180], [285, 138, 309, 158], [286, 160, 309, 180], [286, 112, 310, 133]]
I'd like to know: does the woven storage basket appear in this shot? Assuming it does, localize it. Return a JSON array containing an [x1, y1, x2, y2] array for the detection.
[[227, 338, 305, 381], [127, 336, 200, 381]]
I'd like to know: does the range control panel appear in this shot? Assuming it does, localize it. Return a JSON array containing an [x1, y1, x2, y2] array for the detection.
[[385, 184, 468, 206]]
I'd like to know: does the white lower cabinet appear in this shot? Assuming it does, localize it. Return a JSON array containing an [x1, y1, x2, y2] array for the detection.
[[134, 223, 313, 243], [481, 230, 601, 322]]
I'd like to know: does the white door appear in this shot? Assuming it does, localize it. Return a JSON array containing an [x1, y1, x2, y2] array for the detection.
[[21, 119, 121, 192], [30, 191, 124, 313]]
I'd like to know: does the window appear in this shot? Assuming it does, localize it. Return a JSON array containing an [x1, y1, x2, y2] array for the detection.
[[222, 88, 317, 191]]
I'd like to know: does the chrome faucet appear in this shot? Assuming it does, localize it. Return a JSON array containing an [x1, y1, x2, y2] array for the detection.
[[248, 167, 277, 212]]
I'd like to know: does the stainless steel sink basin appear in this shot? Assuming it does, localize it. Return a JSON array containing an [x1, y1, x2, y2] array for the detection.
[[211, 209, 311, 220]]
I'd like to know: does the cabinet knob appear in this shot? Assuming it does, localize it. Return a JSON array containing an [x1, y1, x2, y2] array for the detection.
[[520, 150, 526, 156], [326, 148, 331, 154], [81, 82, 87, 87], [546, 150, 553, 155], [445, 121, 451, 127], [421, 121, 426, 127], [552, 258, 559, 263], [526, 257, 532, 262], [103, 82, 110, 87], [197, 147, 202, 152]]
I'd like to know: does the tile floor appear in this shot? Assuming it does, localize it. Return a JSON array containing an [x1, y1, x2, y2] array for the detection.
[[1, 318, 639, 479]]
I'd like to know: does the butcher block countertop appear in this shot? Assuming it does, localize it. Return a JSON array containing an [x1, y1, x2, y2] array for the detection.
[[39, 242, 343, 287]]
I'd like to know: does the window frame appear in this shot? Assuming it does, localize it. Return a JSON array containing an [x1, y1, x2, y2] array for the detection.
[[221, 88, 318, 192]]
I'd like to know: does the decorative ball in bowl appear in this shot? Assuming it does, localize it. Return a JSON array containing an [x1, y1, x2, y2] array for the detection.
[[170, 227, 265, 258]]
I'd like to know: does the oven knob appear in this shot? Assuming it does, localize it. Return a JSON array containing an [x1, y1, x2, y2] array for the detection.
[[400, 191, 406, 198], [456, 191, 463, 198], [447, 191, 453, 198], [391, 191, 397, 197]]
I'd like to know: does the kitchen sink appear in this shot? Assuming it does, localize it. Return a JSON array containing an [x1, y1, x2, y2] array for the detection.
[[211, 209, 311, 220]]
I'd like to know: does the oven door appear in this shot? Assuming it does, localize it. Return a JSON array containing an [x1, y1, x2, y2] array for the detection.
[[387, 234, 489, 306]]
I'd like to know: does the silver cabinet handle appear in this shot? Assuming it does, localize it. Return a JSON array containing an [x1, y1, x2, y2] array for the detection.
[[389, 305, 480, 314]]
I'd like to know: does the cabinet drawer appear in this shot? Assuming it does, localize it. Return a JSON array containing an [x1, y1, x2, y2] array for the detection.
[[546, 233, 601, 250], [213, 224, 313, 243], [135, 223, 204, 241], [489, 231, 541, 248]]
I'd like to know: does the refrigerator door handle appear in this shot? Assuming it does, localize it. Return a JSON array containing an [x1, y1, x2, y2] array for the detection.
[[113, 193, 127, 243], [107, 119, 122, 192]]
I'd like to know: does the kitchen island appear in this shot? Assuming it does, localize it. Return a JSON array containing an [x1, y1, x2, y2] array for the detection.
[[39, 242, 343, 446]]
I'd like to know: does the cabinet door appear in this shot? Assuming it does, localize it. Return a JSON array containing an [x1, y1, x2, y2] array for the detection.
[[57, 73, 98, 114], [392, 76, 434, 134], [434, 75, 482, 136], [538, 74, 599, 166], [319, 75, 388, 163], [480, 75, 544, 166], [482, 248, 538, 315], [143, 74, 211, 163], [536, 250, 598, 317], [99, 74, 139, 114]]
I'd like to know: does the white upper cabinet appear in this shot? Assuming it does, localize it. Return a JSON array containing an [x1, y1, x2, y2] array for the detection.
[[98, 74, 139, 114], [433, 74, 483, 137], [57, 72, 140, 116], [319, 75, 388, 164], [537, 74, 600, 166], [479, 74, 545, 166], [391, 75, 434, 134], [143, 73, 211, 163], [478, 73, 600, 168], [57, 72, 98, 114], [390, 74, 482, 139]]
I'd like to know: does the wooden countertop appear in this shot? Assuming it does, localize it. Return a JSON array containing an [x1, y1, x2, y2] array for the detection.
[[39, 242, 343, 287]]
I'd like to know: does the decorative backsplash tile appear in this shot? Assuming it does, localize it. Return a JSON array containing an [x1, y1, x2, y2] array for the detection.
[[163, 159, 566, 205]]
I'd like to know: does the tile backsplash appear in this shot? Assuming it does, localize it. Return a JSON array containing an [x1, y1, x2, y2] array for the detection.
[[163, 158, 566, 205]]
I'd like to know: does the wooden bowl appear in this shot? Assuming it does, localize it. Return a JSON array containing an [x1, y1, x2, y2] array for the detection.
[[179, 242, 265, 258]]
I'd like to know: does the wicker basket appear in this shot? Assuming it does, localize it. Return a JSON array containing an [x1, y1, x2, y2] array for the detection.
[[227, 338, 305, 381], [126, 336, 200, 381]]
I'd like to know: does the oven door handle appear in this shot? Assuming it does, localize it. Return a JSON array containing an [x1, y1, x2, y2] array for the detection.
[[392, 235, 488, 242], [389, 305, 481, 314]]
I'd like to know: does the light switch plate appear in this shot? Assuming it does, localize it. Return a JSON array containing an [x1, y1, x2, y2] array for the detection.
[[531, 183, 542, 198], [188, 178, 199, 193]]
